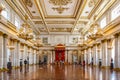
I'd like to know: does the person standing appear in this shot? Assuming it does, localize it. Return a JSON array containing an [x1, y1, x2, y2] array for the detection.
[[24, 59, 27, 69], [83, 60, 85, 67], [20, 59, 23, 68]]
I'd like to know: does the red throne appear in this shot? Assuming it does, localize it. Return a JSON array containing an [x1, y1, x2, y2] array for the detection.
[[55, 44, 65, 62]]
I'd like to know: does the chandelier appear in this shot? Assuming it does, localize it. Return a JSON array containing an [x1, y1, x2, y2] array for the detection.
[[34, 37, 43, 47], [17, 16, 34, 40], [87, 22, 103, 40]]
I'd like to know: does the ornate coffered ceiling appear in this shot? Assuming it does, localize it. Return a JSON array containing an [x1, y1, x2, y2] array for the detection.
[[6, 0, 106, 34]]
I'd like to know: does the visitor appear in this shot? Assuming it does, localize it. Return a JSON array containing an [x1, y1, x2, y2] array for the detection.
[[83, 60, 85, 67], [24, 59, 27, 68]]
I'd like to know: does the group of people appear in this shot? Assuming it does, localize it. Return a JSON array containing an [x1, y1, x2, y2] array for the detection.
[[79, 58, 114, 70], [7, 59, 29, 72]]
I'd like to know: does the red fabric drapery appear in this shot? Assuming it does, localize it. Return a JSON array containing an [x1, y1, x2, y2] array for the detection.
[[55, 44, 65, 61]]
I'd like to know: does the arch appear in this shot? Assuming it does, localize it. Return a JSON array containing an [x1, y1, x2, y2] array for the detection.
[[55, 44, 65, 50], [54, 44, 65, 62]]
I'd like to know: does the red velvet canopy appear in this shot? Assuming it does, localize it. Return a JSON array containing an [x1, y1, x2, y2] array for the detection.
[[55, 44, 65, 61]]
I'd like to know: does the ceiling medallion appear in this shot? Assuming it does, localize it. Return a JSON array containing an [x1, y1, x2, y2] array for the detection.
[[49, 0, 72, 14]]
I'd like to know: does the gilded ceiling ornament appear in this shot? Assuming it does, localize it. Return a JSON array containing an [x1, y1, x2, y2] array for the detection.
[[52, 6, 69, 14], [88, 0, 97, 7], [49, 0, 72, 5], [24, 0, 33, 7], [49, 0, 72, 14]]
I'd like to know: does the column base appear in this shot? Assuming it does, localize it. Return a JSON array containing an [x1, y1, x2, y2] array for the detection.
[[101, 66, 110, 69], [29, 64, 34, 66], [0, 68, 9, 71], [12, 66, 20, 69], [113, 68, 120, 71], [93, 65, 98, 67]]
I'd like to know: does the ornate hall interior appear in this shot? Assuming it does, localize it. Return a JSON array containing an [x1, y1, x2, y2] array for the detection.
[[0, 0, 120, 80]]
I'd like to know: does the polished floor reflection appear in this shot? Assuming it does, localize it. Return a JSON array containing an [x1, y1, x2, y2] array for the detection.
[[0, 65, 120, 80]]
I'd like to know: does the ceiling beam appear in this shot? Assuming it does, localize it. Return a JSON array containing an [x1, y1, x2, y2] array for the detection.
[[35, 0, 50, 34], [71, 0, 87, 33]]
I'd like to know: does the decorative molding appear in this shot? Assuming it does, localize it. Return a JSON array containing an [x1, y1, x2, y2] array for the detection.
[[49, 0, 72, 14], [23, 0, 33, 7], [52, 6, 69, 14]]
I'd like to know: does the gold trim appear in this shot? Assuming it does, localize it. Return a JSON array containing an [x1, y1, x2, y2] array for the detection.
[[39, 0, 81, 18], [5, 0, 25, 22], [47, 21, 74, 24], [35, 0, 50, 33], [88, 0, 102, 19], [0, 20, 17, 33], [71, 0, 87, 33], [96, 0, 116, 21], [34, 21, 74, 24], [34, 21, 43, 24], [20, 0, 40, 19]]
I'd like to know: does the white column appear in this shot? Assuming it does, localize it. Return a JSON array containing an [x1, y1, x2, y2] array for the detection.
[[14, 40, 20, 67], [88, 47, 92, 64], [107, 39, 113, 66], [0, 32, 4, 69], [9, 47, 14, 67], [101, 40, 108, 67], [118, 34, 120, 68], [29, 48, 31, 64], [94, 44, 98, 66], [84, 50, 86, 62], [23, 44, 27, 60], [32, 50, 35, 64], [114, 34, 119, 68], [3, 34, 8, 69]]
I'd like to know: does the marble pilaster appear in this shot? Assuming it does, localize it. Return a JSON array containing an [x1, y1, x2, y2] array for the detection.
[[0, 32, 4, 68], [118, 33, 120, 68], [101, 39, 108, 67], [3, 34, 8, 69], [14, 40, 20, 67], [114, 34, 119, 68]]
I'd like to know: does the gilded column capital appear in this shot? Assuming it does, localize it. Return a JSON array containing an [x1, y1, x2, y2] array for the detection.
[[12, 39, 19, 42], [101, 39, 108, 43], [108, 46, 112, 49], [20, 49, 24, 52], [114, 33, 119, 38], [96, 43, 100, 46], [3, 34, 8, 38], [8, 46, 15, 50], [0, 31, 3, 35]]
